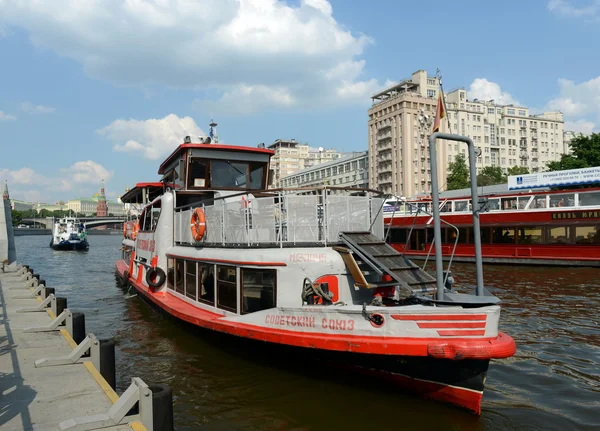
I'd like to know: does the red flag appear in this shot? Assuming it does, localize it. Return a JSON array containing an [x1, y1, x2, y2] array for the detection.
[[432, 93, 446, 133]]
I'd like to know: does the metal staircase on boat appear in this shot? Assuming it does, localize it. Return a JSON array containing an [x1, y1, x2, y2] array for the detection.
[[336, 231, 437, 297]]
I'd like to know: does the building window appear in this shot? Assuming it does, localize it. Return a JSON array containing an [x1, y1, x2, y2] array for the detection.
[[427, 89, 436, 98], [507, 109, 515, 115], [518, 110, 526, 116]]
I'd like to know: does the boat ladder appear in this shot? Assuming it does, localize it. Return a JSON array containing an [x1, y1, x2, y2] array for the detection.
[[336, 231, 437, 298]]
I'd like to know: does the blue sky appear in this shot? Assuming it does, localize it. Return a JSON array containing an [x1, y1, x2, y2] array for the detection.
[[1, 0, 599, 203]]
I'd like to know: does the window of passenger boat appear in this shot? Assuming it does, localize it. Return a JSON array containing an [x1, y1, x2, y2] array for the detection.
[[501, 197, 517, 210], [188, 158, 209, 188], [167, 258, 175, 289], [198, 263, 215, 305], [548, 226, 572, 244], [575, 226, 600, 243], [550, 193, 575, 208], [454, 200, 469, 212], [168, 258, 185, 294], [579, 191, 600, 207], [241, 269, 276, 314], [185, 261, 197, 301], [493, 227, 515, 243], [518, 227, 543, 244], [139, 201, 161, 232], [216, 265, 237, 312]]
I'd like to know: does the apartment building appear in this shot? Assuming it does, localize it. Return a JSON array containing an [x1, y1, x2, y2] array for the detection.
[[268, 139, 344, 187], [368, 69, 566, 198], [280, 151, 368, 189], [368, 70, 448, 198], [444, 89, 565, 175]]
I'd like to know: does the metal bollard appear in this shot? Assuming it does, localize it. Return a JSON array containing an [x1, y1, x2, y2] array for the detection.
[[55, 297, 68, 322], [33, 273, 40, 280], [99, 339, 116, 391], [72, 312, 86, 345], [38, 279, 46, 288], [150, 384, 174, 431], [43, 287, 55, 300]]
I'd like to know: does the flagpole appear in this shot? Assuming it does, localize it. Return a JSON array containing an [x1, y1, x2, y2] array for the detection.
[[436, 68, 452, 132]]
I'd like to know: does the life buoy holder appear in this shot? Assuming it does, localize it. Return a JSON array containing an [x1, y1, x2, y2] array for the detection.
[[190, 208, 206, 242], [146, 267, 166, 288], [132, 222, 140, 240]]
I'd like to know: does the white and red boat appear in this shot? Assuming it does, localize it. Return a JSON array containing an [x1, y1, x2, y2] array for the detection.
[[115, 131, 516, 414], [384, 186, 600, 266]]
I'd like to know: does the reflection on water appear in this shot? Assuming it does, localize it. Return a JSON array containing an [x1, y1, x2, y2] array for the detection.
[[15, 235, 600, 431]]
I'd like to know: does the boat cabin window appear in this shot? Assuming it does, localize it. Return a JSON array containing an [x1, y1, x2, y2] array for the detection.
[[198, 263, 215, 305], [518, 227, 543, 244], [139, 200, 161, 232], [217, 265, 237, 313], [241, 269, 276, 314], [187, 158, 209, 189], [167, 258, 185, 295], [550, 193, 575, 208], [185, 261, 197, 301], [211, 160, 265, 189], [493, 227, 515, 243], [580, 191, 600, 207]]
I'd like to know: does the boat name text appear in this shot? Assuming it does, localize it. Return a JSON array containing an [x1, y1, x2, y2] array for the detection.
[[551, 210, 600, 220], [264, 315, 355, 331], [137, 239, 156, 252], [289, 253, 327, 263]]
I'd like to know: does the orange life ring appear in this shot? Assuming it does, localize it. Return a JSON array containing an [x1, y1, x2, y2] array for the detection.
[[190, 208, 206, 242], [132, 221, 140, 240], [123, 222, 128, 238]]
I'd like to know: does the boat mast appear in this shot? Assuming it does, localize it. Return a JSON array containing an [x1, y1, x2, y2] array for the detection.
[[429, 132, 484, 297]]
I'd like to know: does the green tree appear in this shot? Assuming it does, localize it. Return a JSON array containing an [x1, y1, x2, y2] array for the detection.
[[477, 166, 504, 186], [506, 166, 529, 176], [11, 210, 23, 226], [447, 154, 470, 190], [546, 133, 600, 188]]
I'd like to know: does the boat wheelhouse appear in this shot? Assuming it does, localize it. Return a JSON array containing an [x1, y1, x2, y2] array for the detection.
[[384, 187, 600, 266], [116, 131, 515, 414]]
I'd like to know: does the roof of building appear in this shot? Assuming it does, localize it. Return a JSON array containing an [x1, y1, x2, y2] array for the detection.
[[283, 151, 367, 178]]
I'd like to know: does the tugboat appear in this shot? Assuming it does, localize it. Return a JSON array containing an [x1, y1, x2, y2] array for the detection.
[[115, 124, 516, 414], [50, 216, 89, 251]]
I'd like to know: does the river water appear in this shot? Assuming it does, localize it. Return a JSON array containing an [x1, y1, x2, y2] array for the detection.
[[14, 235, 600, 431]]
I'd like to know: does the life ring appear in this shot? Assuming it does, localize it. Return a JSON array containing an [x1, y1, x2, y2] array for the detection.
[[132, 221, 139, 240], [123, 222, 128, 238], [190, 208, 206, 242], [146, 267, 166, 288]]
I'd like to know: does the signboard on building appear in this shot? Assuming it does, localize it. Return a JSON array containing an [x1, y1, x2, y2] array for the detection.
[[508, 166, 600, 190]]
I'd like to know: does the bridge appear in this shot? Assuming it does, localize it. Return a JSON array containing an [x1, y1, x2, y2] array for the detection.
[[20, 216, 128, 229]]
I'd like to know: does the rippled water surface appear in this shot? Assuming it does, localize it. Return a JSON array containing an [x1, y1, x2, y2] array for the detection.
[[14, 234, 600, 430]]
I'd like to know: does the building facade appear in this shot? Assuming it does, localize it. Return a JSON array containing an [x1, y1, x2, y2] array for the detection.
[[280, 152, 369, 189], [368, 69, 566, 198], [267, 139, 345, 188], [444, 89, 565, 175]]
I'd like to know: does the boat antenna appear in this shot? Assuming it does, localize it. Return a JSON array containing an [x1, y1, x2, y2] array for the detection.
[[209, 116, 218, 144]]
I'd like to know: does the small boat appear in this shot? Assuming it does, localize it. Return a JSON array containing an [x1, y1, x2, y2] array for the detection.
[[50, 217, 89, 251], [115, 127, 516, 414]]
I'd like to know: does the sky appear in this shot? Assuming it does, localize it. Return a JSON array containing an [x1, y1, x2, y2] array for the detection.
[[1, 0, 599, 203]]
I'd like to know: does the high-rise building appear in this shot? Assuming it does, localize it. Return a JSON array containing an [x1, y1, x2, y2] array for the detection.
[[368, 70, 566, 198], [267, 139, 344, 188]]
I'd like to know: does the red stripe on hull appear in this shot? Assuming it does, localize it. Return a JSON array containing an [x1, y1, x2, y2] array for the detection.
[[115, 260, 516, 360], [418, 322, 486, 329], [392, 314, 487, 321], [437, 330, 486, 337]]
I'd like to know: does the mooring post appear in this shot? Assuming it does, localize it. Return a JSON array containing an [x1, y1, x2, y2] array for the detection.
[[54, 297, 68, 320], [100, 339, 116, 390], [149, 384, 174, 431], [71, 312, 86, 345]]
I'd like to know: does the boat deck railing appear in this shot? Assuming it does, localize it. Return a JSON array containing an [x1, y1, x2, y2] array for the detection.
[[174, 188, 385, 247], [385, 189, 600, 217]]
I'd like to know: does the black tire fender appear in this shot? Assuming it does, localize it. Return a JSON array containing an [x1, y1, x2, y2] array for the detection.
[[146, 267, 166, 288]]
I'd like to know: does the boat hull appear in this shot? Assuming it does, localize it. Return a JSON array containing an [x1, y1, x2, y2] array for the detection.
[[115, 259, 495, 414], [51, 240, 89, 251]]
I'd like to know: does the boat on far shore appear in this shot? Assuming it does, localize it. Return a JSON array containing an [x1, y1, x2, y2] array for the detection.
[[50, 216, 89, 251]]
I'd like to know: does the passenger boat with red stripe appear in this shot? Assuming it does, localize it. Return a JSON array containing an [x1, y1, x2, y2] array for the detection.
[[115, 129, 516, 414], [383, 185, 600, 266]]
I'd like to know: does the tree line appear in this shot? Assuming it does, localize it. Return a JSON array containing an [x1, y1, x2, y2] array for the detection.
[[446, 133, 600, 190], [11, 209, 117, 226]]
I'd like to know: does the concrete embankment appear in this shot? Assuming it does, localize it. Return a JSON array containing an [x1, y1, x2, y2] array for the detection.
[[0, 264, 173, 430]]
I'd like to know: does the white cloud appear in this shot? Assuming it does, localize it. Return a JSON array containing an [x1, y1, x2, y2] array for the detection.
[[467, 78, 519, 105], [0, 111, 17, 121], [547, 0, 600, 18], [97, 114, 206, 160], [1, 161, 112, 202], [545, 76, 600, 133], [0, 0, 379, 112], [565, 120, 596, 135], [20, 101, 55, 114]]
